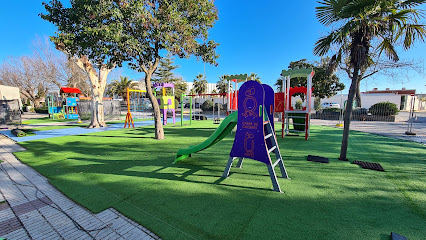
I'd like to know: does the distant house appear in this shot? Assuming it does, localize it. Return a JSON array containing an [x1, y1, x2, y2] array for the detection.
[[363, 88, 417, 110], [319, 87, 426, 111]]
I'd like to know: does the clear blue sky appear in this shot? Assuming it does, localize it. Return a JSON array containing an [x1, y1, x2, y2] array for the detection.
[[1, 0, 425, 93]]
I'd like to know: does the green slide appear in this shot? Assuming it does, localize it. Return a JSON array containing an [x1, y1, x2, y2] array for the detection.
[[174, 111, 238, 163]]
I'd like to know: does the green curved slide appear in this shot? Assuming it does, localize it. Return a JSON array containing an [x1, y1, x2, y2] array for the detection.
[[174, 111, 238, 163]]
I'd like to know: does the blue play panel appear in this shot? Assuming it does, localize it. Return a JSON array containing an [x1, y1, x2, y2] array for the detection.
[[2, 117, 188, 142]]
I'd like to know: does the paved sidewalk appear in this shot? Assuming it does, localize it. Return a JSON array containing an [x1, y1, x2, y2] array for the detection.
[[0, 135, 160, 240]]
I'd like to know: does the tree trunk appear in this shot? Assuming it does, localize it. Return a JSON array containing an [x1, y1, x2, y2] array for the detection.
[[145, 72, 165, 140], [355, 80, 362, 108], [72, 56, 113, 128], [339, 66, 360, 161]]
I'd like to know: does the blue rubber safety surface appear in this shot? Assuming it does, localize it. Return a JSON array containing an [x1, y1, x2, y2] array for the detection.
[[1, 117, 188, 142]]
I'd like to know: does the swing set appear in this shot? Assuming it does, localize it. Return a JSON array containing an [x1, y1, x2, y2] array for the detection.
[[124, 88, 151, 128]]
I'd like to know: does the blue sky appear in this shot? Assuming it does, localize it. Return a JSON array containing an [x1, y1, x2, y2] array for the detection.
[[1, 0, 425, 93]]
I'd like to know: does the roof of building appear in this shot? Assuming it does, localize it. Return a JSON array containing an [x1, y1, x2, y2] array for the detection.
[[364, 88, 415, 95]]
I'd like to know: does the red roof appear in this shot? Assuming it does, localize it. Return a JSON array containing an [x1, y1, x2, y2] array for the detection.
[[365, 89, 415, 95], [60, 87, 82, 94]]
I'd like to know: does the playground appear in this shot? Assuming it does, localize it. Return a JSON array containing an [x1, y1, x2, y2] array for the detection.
[[9, 118, 426, 239], [0, 80, 423, 240]]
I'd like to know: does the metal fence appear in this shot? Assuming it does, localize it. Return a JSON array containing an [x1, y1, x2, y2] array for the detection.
[[77, 100, 121, 120], [0, 99, 21, 124], [309, 103, 426, 145]]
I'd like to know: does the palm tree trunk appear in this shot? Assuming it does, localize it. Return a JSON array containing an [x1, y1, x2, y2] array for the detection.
[[339, 66, 360, 161], [145, 73, 164, 140], [355, 80, 362, 108]]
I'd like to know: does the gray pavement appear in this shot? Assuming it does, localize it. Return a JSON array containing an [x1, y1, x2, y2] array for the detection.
[[310, 115, 426, 145], [0, 135, 160, 240]]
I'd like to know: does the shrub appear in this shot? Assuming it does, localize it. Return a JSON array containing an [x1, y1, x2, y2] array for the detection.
[[201, 100, 213, 111], [295, 100, 303, 110], [34, 107, 49, 114], [369, 102, 399, 116], [314, 97, 321, 111], [323, 107, 341, 113], [352, 108, 368, 115]]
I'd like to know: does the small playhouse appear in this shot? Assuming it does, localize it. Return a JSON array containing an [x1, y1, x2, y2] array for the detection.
[[277, 68, 315, 140], [47, 87, 81, 120]]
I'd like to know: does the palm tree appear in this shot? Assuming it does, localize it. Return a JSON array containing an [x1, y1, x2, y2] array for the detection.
[[107, 76, 139, 101], [216, 74, 230, 103], [249, 73, 261, 83], [193, 74, 207, 95], [314, 0, 426, 160]]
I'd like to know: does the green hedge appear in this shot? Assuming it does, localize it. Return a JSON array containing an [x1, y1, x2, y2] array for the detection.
[[34, 107, 49, 114], [201, 100, 213, 111], [369, 102, 399, 116]]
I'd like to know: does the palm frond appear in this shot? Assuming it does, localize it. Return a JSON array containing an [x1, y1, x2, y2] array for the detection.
[[378, 37, 399, 62], [397, 0, 426, 9], [316, 0, 346, 26]]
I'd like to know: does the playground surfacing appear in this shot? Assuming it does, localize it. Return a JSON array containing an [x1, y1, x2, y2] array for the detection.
[[1, 117, 186, 142], [12, 120, 426, 240]]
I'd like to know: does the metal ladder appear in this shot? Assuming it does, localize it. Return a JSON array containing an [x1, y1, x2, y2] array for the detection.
[[222, 112, 290, 192]]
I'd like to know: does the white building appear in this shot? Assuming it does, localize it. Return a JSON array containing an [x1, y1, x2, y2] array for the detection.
[[184, 82, 217, 94]]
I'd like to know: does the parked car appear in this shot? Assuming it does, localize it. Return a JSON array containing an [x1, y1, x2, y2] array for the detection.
[[183, 103, 200, 108], [321, 102, 340, 109]]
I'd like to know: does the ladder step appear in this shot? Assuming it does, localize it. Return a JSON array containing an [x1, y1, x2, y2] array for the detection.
[[264, 133, 273, 139], [292, 123, 306, 125], [268, 146, 277, 154], [263, 121, 269, 125], [272, 158, 281, 168]]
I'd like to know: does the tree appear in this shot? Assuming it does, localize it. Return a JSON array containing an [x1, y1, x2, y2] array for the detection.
[[107, 76, 139, 101], [0, 56, 50, 107], [152, 54, 187, 100], [174, 79, 188, 102], [249, 73, 261, 83], [41, 0, 123, 128], [115, 0, 219, 140], [314, 0, 426, 160], [32, 36, 91, 96], [340, 52, 423, 107], [152, 55, 180, 83], [193, 74, 208, 95], [216, 74, 230, 103], [275, 58, 344, 99]]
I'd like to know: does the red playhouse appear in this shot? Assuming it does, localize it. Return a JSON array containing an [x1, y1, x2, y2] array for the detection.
[[276, 68, 315, 140]]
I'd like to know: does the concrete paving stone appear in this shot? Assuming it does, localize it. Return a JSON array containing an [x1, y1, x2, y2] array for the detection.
[[115, 223, 136, 237], [0, 217, 23, 236], [1, 227, 30, 240], [0, 187, 29, 207], [0, 203, 15, 218], [109, 218, 133, 234], [0, 128, 162, 240], [63, 230, 91, 240], [60, 224, 88, 237], [123, 227, 149, 240], [93, 228, 119, 240], [34, 229, 62, 240], [37, 204, 62, 217], [78, 218, 106, 232], [96, 208, 118, 221]]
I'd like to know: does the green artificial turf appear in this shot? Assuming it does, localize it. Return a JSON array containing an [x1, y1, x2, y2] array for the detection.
[[15, 121, 426, 239]]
